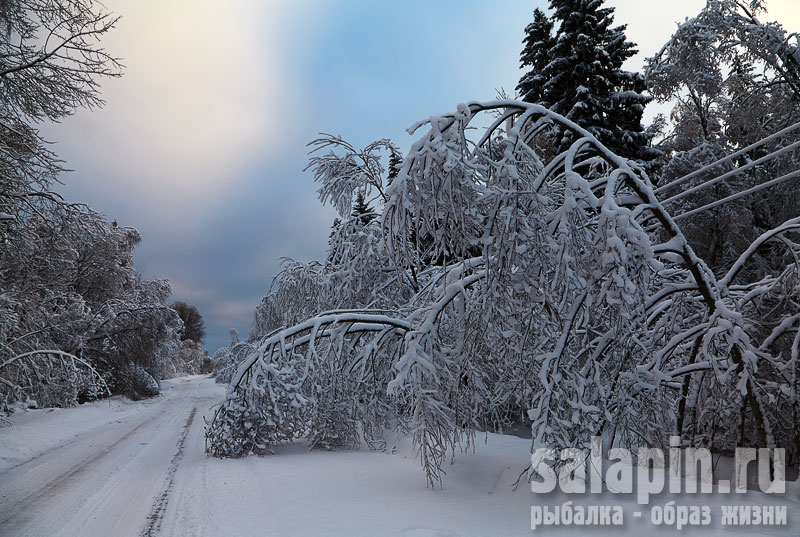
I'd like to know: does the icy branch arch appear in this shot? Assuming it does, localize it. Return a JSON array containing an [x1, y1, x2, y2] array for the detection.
[[206, 311, 412, 456], [207, 100, 800, 485]]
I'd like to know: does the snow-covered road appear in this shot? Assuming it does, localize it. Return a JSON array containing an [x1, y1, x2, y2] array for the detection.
[[0, 376, 222, 537]]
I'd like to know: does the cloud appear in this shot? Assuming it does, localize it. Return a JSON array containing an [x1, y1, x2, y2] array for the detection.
[[52, 0, 287, 213], [204, 299, 259, 329]]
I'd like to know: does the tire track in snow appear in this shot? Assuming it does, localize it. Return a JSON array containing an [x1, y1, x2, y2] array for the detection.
[[0, 416, 153, 527], [140, 406, 196, 537], [1, 398, 163, 475]]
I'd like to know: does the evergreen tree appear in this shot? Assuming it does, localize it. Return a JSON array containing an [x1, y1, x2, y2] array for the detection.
[[517, 0, 658, 165], [387, 150, 403, 185], [351, 191, 375, 226], [328, 217, 342, 247], [516, 8, 556, 105]]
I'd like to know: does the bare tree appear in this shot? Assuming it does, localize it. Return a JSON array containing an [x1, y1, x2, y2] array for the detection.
[[0, 0, 121, 230], [171, 301, 206, 343]]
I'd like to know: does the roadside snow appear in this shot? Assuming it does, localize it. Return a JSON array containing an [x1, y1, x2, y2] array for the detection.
[[159, 432, 537, 537], [163, 433, 800, 537]]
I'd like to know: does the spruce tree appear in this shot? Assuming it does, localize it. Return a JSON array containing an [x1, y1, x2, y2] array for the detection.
[[517, 0, 658, 165], [328, 217, 341, 246], [517, 8, 556, 105], [387, 151, 403, 185], [351, 191, 375, 226]]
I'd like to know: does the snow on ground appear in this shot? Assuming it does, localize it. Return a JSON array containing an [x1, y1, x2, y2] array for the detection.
[[1, 375, 799, 536]]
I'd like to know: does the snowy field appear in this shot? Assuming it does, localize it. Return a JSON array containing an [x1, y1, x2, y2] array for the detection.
[[0, 375, 798, 537]]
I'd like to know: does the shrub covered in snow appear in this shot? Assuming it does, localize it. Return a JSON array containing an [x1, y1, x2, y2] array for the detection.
[[168, 340, 212, 378]]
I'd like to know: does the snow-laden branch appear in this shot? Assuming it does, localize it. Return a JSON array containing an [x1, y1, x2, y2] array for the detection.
[[653, 120, 800, 194], [0, 349, 109, 410], [208, 97, 800, 480]]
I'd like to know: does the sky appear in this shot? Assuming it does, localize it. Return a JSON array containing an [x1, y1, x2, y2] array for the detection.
[[47, 0, 800, 353]]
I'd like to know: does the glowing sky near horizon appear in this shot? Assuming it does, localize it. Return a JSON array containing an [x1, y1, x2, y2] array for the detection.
[[48, 0, 800, 352]]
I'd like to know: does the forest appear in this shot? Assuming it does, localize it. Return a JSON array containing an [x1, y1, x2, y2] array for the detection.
[[0, 0, 211, 415], [2, 0, 800, 492]]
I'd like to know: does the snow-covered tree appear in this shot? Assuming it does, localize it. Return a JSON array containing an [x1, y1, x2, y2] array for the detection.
[[1, 209, 182, 408], [212, 340, 254, 386], [646, 0, 800, 281], [83, 276, 181, 397], [168, 339, 211, 377], [0, 2, 188, 412], [517, 8, 555, 106], [207, 100, 800, 485], [0, 0, 120, 237], [517, 0, 657, 166], [305, 135, 397, 216]]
